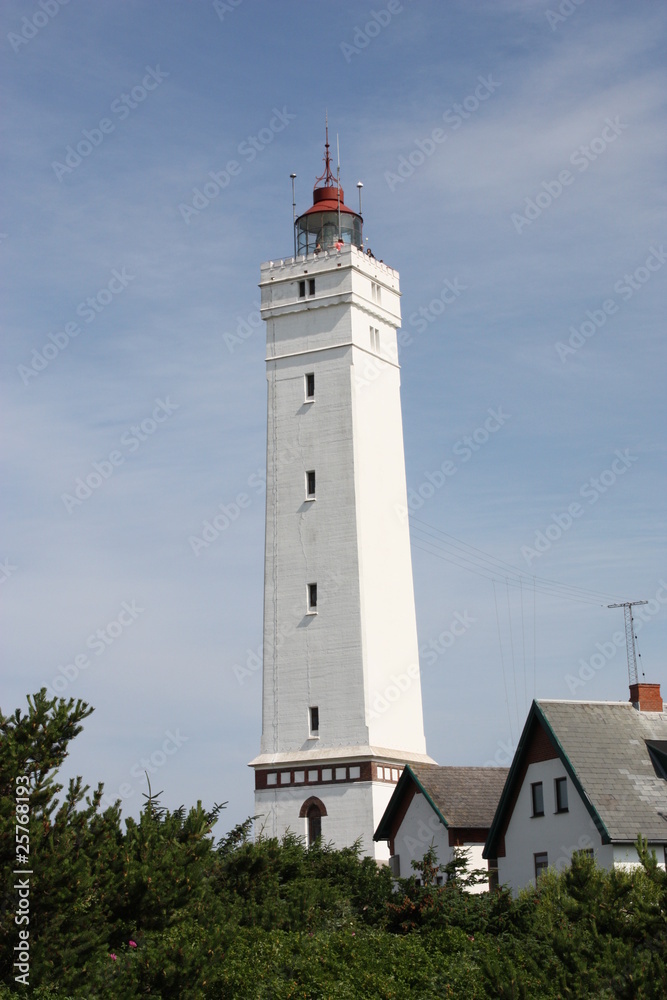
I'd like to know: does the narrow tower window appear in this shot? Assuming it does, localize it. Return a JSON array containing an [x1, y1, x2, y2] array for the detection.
[[307, 583, 318, 612], [309, 706, 319, 735], [299, 280, 306, 298], [305, 373, 315, 400], [306, 470, 316, 499], [308, 278, 316, 296]]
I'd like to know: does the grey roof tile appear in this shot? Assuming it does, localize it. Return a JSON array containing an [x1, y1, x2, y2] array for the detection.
[[538, 700, 667, 842], [409, 764, 509, 828]]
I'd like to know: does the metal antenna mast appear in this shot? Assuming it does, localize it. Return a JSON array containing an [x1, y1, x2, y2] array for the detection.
[[607, 601, 648, 684]]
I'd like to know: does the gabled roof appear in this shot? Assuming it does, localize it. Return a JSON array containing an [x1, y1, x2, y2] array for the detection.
[[374, 763, 508, 842], [484, 699, 667, 858]]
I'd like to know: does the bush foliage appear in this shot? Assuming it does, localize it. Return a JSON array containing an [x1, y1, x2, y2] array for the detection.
[[1, 691, 666, 998]]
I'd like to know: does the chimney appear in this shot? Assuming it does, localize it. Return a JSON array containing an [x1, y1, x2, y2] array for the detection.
[[629, 683, 663, 712]]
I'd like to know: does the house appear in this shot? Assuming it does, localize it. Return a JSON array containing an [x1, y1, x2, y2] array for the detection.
[[484, 683, 667, 895], [373, 763, 509, 891]]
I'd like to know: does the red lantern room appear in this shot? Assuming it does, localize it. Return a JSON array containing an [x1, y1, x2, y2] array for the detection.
[[295, 122, 363, 255]]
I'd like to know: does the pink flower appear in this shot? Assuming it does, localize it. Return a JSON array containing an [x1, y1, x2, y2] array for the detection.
[[129, 940, 137, 948], [109, 953, 117, 961]]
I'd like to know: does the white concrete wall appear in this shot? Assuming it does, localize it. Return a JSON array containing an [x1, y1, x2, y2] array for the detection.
[[254, 247, 428, 855], [254, 780, 392, 860], [351, 342, 426, 753], [497, 758, 603, 894], [611, 843, 667, 871]]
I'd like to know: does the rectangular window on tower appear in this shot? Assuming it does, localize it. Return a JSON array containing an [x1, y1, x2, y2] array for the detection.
[[305, 373, 315, 400], [309, 706, 319, 736], [308, 278, 316, 296], [307, 583, 318, 613], [299, 280, 306, 298], [306, 470, 316, 499]]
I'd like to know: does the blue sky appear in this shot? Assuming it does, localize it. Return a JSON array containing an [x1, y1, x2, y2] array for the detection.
[[3, 0, 666, 832]]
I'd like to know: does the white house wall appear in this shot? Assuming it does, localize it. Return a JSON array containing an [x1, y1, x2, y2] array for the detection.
[[389, 789, 488, 892], [498, 757, 603, 895]]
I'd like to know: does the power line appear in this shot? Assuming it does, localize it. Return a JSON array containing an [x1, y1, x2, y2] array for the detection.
[[410, 517, 622, 606], [410, 535, 605, 606]]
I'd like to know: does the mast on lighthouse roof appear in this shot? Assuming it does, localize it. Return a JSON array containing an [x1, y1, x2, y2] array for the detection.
[[295, 120, 363, 255]]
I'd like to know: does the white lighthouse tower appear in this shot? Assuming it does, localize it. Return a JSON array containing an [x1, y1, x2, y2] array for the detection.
[[250, 128, 433, 859]]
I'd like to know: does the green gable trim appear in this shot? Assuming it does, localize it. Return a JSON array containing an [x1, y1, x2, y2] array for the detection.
[[483, 700, 612, 859], [483, 703, 538, 859], [534, 702, 612, 845], [373, 765, 448, 842]]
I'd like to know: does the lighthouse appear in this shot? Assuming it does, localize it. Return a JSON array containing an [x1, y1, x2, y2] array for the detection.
[[249, 127, 433, 859]]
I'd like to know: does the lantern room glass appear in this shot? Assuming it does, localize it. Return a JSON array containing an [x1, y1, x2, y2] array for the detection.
[[296, 211, 362, 256]]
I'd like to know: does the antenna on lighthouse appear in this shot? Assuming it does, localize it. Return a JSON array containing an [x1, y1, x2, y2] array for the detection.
[[290, 173, 297, 258], [336, 133, 341, 240], [607, 600, 648, 684]]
